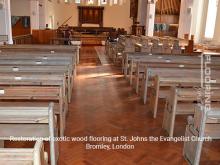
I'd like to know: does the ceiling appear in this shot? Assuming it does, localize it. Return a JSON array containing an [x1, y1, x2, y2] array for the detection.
[[155, 0, 181, 15]]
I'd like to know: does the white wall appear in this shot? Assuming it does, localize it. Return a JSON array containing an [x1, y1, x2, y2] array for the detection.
[[213, 1, 220, 43], [189, 0, 205, 43], [10, 0, 30, 16], [103, 2, 132, 32], [178, 0, 201, 41], [10, 0, 132, 32], [44, 1, 132, 32], [0, 0, 13, 44]]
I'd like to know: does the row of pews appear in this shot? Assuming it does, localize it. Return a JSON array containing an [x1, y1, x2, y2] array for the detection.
[[105, 34, 190, 64], [106, 35, 220, 164], [0, 44, 79, 165]]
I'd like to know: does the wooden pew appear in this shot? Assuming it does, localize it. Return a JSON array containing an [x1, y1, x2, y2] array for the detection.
[[0, 103, 58, 165], [129, 54, 205, 85], [0, 73, 67, 137], [141, 67, 201, 104], [123, 52, 204, 78], [171, 40, 182, 54], [124, 51, 220, 78], [70, 40, 81, 64], [0, 44, 80, 64], [139, 64, 220, 104], [184, 104, 220, 165], [0, 44, 78, 56], [132, 53, 220, 88], [163, 87, 220, 137], [0, 64, 73, 104], [0, 51, 76, 77], [121, 35, 188, 74], [114, 35, 137, 67], [0, 53, 76, 76], [0, 59, 73, 103], [148, 73, 220, 119], [135, 63, 205, 95], [151, 40, 164, 54], [0, 140, 48, 165], [110, 42, 121, 64]]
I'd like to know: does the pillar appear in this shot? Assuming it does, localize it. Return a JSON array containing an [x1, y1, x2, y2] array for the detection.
[[145, 0, 156, 36], [178, 0, 193, 39], [30, 0, 40, 31], [0, 0, 13, 44]]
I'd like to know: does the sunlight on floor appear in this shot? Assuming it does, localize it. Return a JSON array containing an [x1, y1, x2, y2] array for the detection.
[[78, 72, 123, 79]]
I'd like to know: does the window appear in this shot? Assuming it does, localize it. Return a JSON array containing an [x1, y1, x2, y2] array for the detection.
[[75, 0, 80, 4], [87, 0, 94, 4], [204, 0, 218, 39], [101, 0, 107, 5]]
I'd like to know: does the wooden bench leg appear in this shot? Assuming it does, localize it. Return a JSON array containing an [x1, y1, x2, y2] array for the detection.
[[48, 104, 57, 165], [59, 89, 65, 137], [135, 64, 140, 94], [68, 75, 72, 103], [143, 72, 149, 104], [129, 60, 134, 85], [0, 140, 4, 147], [77, 46, 80, 64], [169, 87, 178, 137], [124, 55, 128, 77], [153, 76, 160, 118], [122, 55, 124, 73]]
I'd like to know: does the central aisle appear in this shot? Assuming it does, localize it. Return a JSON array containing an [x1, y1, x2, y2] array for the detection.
[[58, 46, 189, 165]]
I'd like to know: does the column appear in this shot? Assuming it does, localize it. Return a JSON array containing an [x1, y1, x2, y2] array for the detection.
[[39, 0, 46, 29], [145, 0, 156, 36], [178, 0, 193, 39], [0, 0, 13, 44], [211, 0, 220, 43], [30, 0, 40, 31]]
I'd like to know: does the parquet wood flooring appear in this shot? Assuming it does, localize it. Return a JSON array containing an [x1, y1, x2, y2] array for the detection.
[[79, 46, 101, 66]]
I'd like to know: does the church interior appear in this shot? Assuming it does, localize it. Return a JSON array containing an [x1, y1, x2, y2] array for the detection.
[[0, 0, 220, 164]]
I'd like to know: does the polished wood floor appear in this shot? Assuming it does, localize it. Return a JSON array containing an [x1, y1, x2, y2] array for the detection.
[[5, 46, 220, 165]]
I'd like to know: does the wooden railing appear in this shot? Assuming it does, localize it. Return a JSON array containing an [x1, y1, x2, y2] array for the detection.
[[13, 34, 32, 44]]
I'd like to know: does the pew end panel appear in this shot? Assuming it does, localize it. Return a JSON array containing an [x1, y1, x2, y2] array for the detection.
[[0, 140, 48, 165], [183, 104, 220, 165], [0, 103, 58, 165]]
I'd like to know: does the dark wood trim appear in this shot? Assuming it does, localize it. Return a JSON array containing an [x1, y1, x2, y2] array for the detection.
[[78, 6, 104, 27]]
